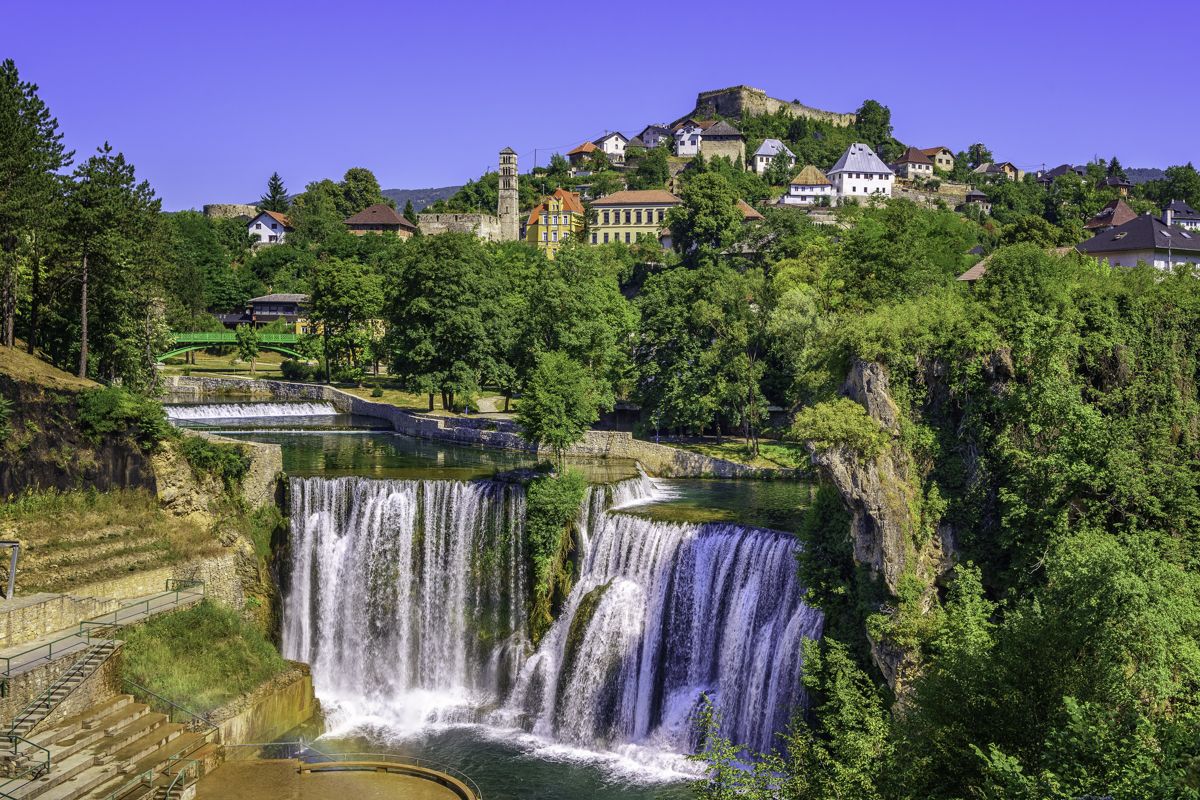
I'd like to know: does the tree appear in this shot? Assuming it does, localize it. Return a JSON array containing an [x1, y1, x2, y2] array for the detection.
[[515, 350, 598, 467], [235, 323, 259, 375], [308, 258, 383, 386], [258, 172, 288, 212], [854, 99, 893, 148], [765, 146, 795, 186], [665, 173, 742, 266], [0, 59, 72, 348], [402, 198, 418, 226], [63, 143, 160, 380], [339, 167, 393, 216], [588, 170, 623, 198]]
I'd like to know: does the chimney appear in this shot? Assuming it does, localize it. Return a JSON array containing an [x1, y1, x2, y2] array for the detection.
[[1165, 208, 1174, 227]]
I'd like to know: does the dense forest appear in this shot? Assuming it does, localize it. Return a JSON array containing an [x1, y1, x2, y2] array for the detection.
[[4, 58, 1200, 798]]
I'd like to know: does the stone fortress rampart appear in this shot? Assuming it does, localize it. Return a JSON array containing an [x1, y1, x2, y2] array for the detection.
[[689, 85, 857, 127]]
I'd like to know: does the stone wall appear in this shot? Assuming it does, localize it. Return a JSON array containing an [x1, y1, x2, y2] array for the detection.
[[69, 548, 246, 611], [692, 86, 856, 127], [0, 643, 124, 735], [203, 204, 258, 220], [162, 377, 792, 478], [891, 180, 972, 210], [416, 213, 503, 241], [206, 661, 316, 756], [0, 593, 122, 650], [699, 138, 746, 166]]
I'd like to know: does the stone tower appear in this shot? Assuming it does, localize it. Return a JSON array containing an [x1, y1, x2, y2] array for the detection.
[[498, 146, 519, 242]]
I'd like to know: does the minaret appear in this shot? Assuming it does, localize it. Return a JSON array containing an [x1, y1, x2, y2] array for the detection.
[[498, 147, 519, 242]]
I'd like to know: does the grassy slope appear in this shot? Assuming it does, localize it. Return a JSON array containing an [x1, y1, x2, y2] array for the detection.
[[0, 342, 96, 390], [662, 439, 809, 469], [123, 599, 288, 713]]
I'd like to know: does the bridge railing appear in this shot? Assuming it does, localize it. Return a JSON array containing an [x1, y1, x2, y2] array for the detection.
[[169, 332, 299, 343]]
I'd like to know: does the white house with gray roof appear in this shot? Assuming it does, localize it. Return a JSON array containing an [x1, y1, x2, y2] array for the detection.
[[827, 143, 894, 200], [752, 139, 796, 175]]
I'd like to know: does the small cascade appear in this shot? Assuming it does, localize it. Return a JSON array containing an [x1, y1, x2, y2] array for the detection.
[[165, 401, 340, 420], [284, 473, 821, 762]]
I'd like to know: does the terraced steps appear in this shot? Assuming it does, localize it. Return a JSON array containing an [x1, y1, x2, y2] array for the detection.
[[0, 697, 218, 800]]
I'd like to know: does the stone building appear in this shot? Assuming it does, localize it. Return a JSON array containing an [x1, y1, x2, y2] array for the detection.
[[892, 147, 935, 180], [589, 189, 681, 246], [919, 146, 955, 172], [689, 86, 856, 127], [343, 204, 416, 238], [498, 147, 520, 242], [415, 213, 503, 240], [698, 120, 746, 165]]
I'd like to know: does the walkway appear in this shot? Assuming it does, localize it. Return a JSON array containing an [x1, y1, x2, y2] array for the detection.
[[0, 587, 205, 679], [194, 760, 464, 800]]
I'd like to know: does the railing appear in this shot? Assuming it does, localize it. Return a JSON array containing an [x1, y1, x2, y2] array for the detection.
[[99, 729, 212, 800], [122, 680, 219, 736], [168, 332, 299, 344], [1, 580, 206, 677], [0, 735, 50, 799], [163, 756, 199, 797], [7, 641, 107, 736], [297, 751, 483, 800]]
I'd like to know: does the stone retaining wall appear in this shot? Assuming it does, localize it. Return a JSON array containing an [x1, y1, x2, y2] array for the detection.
[[0, 593, 121, 650], [162, 377, 791, 478], [0, 643, 125, 735], [205, 661, 315, 756], [416, 213, 503, 240], [69, 549, 246, 611]]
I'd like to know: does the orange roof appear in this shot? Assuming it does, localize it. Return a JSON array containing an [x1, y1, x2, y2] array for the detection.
[[260, 210, 294, 228], [590, 190, 681, 206], [919, 146, 952, 157], [568, 141, 599, 155], [526, 188, 586, 225], [737, 199, 764, 221]]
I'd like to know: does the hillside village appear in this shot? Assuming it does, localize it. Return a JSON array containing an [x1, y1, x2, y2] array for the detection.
[[208, 84, 1200, 280]]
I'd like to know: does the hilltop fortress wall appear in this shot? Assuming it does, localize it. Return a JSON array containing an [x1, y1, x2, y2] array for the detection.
[[689, 86, 856, 127]]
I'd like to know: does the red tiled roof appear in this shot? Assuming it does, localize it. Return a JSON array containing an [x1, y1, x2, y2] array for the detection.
[[737, 199, 764, 221], [1084, 198, 1138, 230], [919, 146, 952, 157], [343, 203, 415, 230], [568, 141, 599, 155], [895, 147, 932, 165], [526, 189, 586, 225], [590, 190, 682, 206], [260, 210, 294, 229]]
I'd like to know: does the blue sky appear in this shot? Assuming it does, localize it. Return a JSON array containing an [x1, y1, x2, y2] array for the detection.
[[4, 0, 1196, 211]]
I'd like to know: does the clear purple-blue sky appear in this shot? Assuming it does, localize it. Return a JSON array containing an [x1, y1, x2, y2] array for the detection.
[[4, 0, 1195, 211]]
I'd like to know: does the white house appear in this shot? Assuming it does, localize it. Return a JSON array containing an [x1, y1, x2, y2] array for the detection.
[[593, 132, 629, 163], [827, 143, 894, 200], [782, 165, 834, 205], [247, 210, 293, 244], [636, 124, 672, 150], [752, 139, 796, 175], [672, 119, 717, 156]]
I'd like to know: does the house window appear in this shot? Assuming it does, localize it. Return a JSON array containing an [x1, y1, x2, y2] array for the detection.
[[603, 233, 609, 243], [592, 233, 597, 244], [625, 232, 631, 243], [636, 211, 642, 224], [255, 223, 262, 229], [552, 231, 558, 242], [603, 211, 610, 225], [269, 235, 277, 243], [658, 210, 664, 223], [624, 211, 631, 224], [542, 232, 548, 242], [542, 215, 548, 225], [271, 223, 278, 229]]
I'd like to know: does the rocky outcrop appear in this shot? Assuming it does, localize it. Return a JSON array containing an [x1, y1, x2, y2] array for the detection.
[[839, 360, 902, 434], [152, 431, 281, 525]]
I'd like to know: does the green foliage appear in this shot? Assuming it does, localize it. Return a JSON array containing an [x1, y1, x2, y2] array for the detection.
[[123, 599, 287, 714], [0, 393, 12, 441], [258, 171, 288, 212], [76, 387, 170, 450], [234, 323, 259, 372], [177, 435, 251, 490], [791, 398, 890, 459], [516, 351, 599, 466], [371, 383, 383, 397], [524, 468, 587, 642]]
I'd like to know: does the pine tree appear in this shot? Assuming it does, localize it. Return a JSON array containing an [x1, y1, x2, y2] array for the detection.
[[403, 199, 418, 226], [0, 59, 72, 348], [259, 172, 289, 212], [1107, 156, 1127, 180]]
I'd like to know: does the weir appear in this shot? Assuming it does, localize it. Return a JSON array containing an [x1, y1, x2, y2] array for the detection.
[[165, 402, 340, 420], [283, 473, 822, 759]]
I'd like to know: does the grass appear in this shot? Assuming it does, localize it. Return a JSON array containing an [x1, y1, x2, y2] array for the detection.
[[157, 351, 288, 379], [661, 439, 809, 469], [0, 487, 223, 595], [123, 599, 289, 714], [0, 340, 96, 390]]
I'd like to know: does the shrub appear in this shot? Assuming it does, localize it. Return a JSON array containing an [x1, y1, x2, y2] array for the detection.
[[182, 367, 191, 377], [790, 397, 891, 460], [371, 384, 384, 397], [525, 468, 587, 643], [280, 359, 316, 381], [77, 387, 171, 450], [177, 435, 251, 490]]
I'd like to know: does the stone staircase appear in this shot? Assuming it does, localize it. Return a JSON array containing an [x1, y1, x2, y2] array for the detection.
[[0, 695, 220, 800], [5, 641, 119, 746]]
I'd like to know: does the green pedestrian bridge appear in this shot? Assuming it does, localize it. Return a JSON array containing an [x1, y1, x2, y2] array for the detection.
[[157, 331, 306, 362]]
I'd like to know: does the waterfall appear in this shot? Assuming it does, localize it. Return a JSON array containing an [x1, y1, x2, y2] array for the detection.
[[284, 473, 822, 759], [165, 401, 339, 420]]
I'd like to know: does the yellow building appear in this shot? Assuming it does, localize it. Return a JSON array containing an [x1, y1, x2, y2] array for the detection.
[[525, 188, 586, 258], [588, 189, 681, 246]]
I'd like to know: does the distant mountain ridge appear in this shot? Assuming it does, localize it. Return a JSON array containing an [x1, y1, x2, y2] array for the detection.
[[382, 186, 462, 212]]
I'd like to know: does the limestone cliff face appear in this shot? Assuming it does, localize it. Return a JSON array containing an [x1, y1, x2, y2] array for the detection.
[[153, 431, 282, 525], [806, 360, 958, 691]]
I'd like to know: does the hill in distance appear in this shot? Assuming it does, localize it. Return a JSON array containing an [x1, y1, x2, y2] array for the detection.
[[382, 186, 462, 212], [1127, 167, 1165, 184]]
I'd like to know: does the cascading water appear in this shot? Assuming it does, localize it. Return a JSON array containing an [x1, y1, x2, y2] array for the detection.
[[284, 472, 822, 765], [165, 401, 339, 420]]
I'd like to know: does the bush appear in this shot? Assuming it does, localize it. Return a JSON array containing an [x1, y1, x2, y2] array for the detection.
[[331, 365, 363, 384], [182, 367, 191, 377], [280, 359, 317, 382], [163, 357, 185, 366], [789, 397, 891, 460], [77, 387, 171, 450], [177, 435, 251, 490], [123, 599, 288, 713], [525, 468, 587, 643], [371, 384, 383, 397]]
